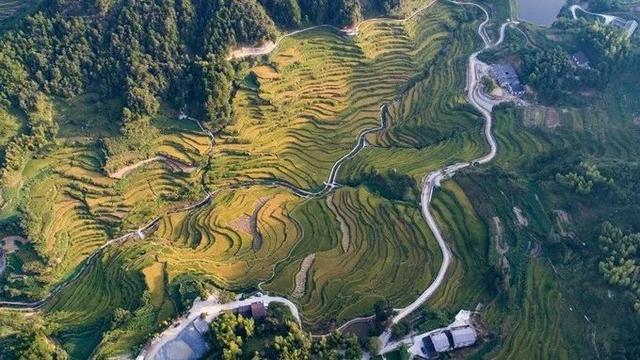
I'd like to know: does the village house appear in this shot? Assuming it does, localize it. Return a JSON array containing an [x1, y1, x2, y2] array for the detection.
[[490, 63, 525, 96], [420, 326, 479, 359], [611, 18, 638, 38], [571, 51, 591, 69]]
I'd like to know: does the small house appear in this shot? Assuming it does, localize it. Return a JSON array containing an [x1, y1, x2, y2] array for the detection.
[[571, 51, 590, 68], [490, 63, 525, 96], [250, 302, 267, 320], [429, 331, 452, 352], [450, 326, 478, 348]]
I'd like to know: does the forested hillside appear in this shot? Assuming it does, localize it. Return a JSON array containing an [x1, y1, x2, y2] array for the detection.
[[0, 0, 404, 182]]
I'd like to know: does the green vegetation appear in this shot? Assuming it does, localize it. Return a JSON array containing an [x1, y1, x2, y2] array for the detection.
[[1, 0, 639, 358], [206, 303, 362, 359], [598, 223, 640, 313]]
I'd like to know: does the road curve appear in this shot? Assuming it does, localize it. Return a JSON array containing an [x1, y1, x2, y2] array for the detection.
[[569, 4, 618, 24], [388, 1, 507, 327], [228, 0, 438, 60]]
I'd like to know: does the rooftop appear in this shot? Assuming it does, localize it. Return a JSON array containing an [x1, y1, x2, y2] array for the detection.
[[430, 331, 452, 352], [450, 326, 477, 348]]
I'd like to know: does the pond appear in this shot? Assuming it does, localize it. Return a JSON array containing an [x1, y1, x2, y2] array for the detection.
[[516, 0, 568, 26]]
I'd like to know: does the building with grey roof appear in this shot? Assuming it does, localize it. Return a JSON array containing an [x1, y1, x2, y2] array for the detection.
[[450, 326, 478, 348], [490, 63, 525, 96], [424, 325, 478, 356], [429, 331, 452, 352], [153, 317, 210, 360], [611, 18, 638, 38]]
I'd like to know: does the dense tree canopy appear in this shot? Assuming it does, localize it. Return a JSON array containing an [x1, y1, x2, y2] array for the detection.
[[598, 223, 640, 314]]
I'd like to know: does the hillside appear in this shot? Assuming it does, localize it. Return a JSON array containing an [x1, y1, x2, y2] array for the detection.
[[1, 0, 640, 359]]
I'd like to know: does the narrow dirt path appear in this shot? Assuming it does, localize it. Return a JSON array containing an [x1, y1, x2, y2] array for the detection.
[[108, 155, 196, 179], [228, 0, 438, 60]]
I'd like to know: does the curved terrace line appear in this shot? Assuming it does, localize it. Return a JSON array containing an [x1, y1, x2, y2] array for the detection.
[[3, 4, 520, 355], [227, 0, 439, 60]]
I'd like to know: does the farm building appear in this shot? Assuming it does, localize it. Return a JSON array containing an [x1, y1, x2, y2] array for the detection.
[[233, 301, 267, 320], [421, 336, 439, 359], [421, 326, 478, 357], [490, 63, 525, 95], [450, 326, 478, 348], [430, 331, 452, 352], [250, 302, 267, 320], [571, 51, 590, 68], [611, 18, 638, 38]]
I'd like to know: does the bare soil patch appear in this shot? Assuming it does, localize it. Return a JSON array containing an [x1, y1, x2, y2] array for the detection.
[[1, 235, 28, 253], [292, 254, 316, 299], [544, 107, 560, 129], [512, 207, 529, 227]]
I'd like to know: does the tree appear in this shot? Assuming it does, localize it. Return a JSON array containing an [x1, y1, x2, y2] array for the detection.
[[365, 336, 381, 354], [209, 312, 256, 359], [374, 299, 393, 322], [391, 320, 410, 340]]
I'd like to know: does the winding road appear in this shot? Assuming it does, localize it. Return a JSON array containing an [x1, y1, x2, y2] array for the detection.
[[4, 2, 516, 356], [384, 0, 508, 331], [228, 0, 439, 60], [569, 4, 618, 25]]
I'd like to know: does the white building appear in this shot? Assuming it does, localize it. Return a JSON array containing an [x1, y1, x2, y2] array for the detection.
[[450, 326, 478, 348], [430, 331, 452, 352]]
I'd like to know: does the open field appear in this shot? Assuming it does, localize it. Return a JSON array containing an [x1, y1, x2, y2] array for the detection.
[[265, 186, 442, 329], [208, 2, 483, 192], [45, 244, 155, 359]]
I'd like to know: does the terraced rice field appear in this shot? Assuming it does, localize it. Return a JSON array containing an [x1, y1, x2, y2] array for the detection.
[[488, 260, 578, 359], [5, 123, 208, 287], [425, 181, 491, 311], [153, 185, 302, 288], [0, 0, 30, 21], [209, 2, 483, 191], [3, 0, 501, 350], [150, 2, 487, 330], [45, 244, 152, 359], [265, 187, 442, 329]]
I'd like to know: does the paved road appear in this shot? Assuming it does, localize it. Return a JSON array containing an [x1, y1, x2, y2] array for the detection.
[[142, 294, 300, 360], [379, 2, 511, 346], [569, 4, 618, 24], [228, 0, 438, 60]]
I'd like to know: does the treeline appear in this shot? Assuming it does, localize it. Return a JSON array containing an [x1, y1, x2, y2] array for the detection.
[[208, 303, 366, 359], [520, 20, 630, 104], [258, 0, 402, 29], [598, 222, 640, 314]]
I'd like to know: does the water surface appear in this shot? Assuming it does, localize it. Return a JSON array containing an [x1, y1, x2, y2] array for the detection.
[[517, 0, 567, 26]]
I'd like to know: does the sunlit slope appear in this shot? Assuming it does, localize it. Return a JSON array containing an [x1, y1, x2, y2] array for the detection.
[[264, 186, 442, 329], [2, 122, 209, 289], [209, 3, 471, 191]]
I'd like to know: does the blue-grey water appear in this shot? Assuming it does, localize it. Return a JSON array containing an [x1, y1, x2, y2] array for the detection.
[[517, 0, 567, 26]]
